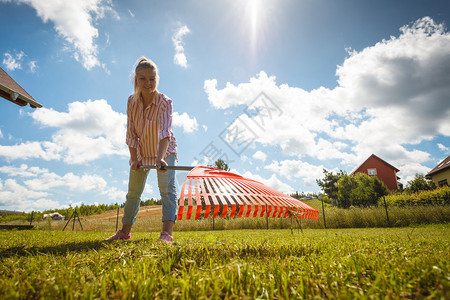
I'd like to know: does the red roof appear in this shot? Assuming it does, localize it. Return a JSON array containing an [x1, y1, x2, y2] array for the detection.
[[0, 66, 42, 108], [351, 154, 400, 174], [426, 155, 450, 177]]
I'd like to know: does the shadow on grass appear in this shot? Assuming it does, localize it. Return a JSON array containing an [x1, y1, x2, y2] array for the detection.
[[0, 236, 159, 259], [0, 239, 128, 258]]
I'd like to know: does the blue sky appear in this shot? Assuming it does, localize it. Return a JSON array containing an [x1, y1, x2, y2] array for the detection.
[[1, 0, 449, 212]]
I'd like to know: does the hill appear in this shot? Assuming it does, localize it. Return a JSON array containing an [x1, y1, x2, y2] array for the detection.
[[84, 205, 163, 222]]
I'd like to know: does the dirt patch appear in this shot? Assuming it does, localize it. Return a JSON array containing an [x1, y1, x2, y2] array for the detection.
[[85, 206, 162, 222]]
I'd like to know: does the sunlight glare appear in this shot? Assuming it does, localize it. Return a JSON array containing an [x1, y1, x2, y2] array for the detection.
[[236, 0, 274, 65], [248, 0, 261, 55], [250, 0, 259, 36]]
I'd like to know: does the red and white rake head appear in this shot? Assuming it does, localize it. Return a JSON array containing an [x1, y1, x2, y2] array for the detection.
[[177, 166, 319, 220]]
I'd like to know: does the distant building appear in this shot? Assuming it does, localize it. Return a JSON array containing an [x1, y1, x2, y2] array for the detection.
[[0, 66, 42, 108], [351, 154, 401, 191], [426, 155, 450, 187], [43, 212, 65, 221]]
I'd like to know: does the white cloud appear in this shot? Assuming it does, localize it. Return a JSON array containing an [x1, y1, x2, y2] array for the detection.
[[25, 172, 107, 192], [397, 162, 433, 185], [252, 150, 267, 162], [240, 170, 294, 194], [0, 164, 122, 211], [6, 0, 118, 70], [0, 178, 48, 200], [173, 111, 199, 133], [437, 143, 449, 153], [0, 164, 48, 178], [2, 50, 38, 72], [204, 76, 268, 109], [265, 160, 325, 188], [172, 25, 190, 68], [0, 99, 127, 164], [143, 183, 154, 196], [335, 17, 450, 142], [0, 178, 55, 212], [0, 141, 62, 161], [102, 186, 126, 202], [28, 60, 38, 72], [204, 17, 450, 186], [0, 164, 107, 192], [31, 99, 127, 164], [2, 52, 22, 71]]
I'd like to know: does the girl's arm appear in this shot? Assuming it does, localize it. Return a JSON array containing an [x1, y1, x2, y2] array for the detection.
[[129, 146, 139, 171], [156, 137, 170, 169]]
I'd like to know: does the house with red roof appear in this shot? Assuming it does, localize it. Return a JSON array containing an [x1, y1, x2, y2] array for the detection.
[[0, 66, 41, 108], [351, 154, 401, 191], [426, 155, 450, 187]]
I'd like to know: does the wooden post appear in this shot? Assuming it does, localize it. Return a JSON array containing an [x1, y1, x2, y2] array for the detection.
[[63, 210, 83, 231], [321, 196, 327, 229], [116, 207, 119, 232], [383, 196, 390, 227]]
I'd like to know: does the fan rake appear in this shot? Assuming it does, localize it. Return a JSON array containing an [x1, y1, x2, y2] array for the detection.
[[140, 165, 319, 221]]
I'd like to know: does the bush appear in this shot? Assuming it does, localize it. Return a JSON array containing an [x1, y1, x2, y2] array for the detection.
[[405, 174, 436, 193], [336, 173, 389, 208], [382, 186, 450, 207], [141, 198, 161, 206]]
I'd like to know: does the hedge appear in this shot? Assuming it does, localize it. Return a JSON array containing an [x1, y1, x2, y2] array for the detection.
[[381, 186, 450, 206]]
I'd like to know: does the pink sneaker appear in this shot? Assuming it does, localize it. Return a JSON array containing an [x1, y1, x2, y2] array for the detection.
[[158, 231, 173, 243], [105, 230, 131, 241]]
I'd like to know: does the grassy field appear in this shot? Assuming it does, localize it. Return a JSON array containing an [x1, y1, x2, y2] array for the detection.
[[1, 225, 448, 299], [7, 201, 448, 233]]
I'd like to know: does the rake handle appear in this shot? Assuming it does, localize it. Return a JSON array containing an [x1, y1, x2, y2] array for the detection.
[[138, 165, 194, 171]]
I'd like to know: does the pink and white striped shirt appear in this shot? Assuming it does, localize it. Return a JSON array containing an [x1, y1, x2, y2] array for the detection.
[[126, 92, 177, 165]]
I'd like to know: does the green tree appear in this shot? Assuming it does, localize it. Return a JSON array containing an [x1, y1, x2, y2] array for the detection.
[[405, 174, 436, 194], [316, 169, 346, 202], [336, 173, 389, 208], [289, 191, 306, 200], [210, 159, 230, 171], [335, 174, 357, 208]]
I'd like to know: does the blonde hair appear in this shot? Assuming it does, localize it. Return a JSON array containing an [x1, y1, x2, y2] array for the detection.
[[133, 56, 159, 100]]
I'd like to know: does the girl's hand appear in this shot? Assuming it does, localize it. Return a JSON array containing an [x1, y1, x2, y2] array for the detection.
[[156, 158, 168, 172]]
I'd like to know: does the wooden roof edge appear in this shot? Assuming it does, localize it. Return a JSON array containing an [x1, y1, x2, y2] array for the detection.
[[0, 82, 42, 108], [426, 155, 450, 177]]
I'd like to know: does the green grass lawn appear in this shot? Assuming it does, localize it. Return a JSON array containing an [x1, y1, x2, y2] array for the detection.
[[1, 225, 448, 299]]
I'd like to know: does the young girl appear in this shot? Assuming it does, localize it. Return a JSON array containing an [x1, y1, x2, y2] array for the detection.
[[106, 57, 178, 243]]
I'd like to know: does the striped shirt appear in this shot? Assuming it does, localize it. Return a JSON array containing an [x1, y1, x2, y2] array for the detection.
[[126, 92, 177, 165]]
